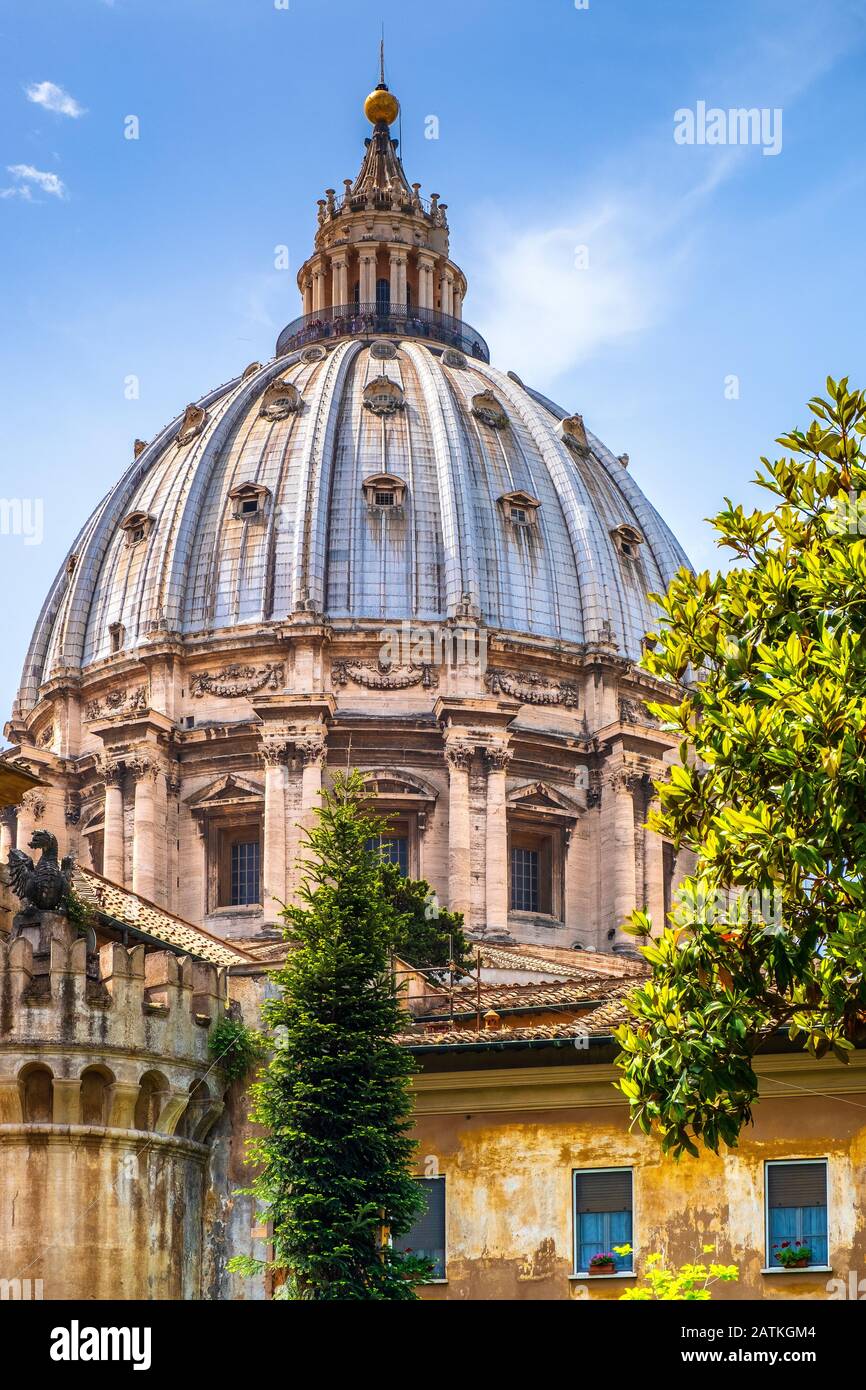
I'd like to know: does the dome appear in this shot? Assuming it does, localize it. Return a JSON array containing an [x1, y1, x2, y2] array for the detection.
[[16, 340, 687, 712]]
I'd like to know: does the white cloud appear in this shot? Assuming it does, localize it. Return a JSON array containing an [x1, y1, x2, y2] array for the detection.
[[6, 165, 68, 199], [26, 80, 86, 118]]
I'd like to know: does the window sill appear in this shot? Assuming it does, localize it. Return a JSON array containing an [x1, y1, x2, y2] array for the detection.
[[207, 905, 263, 916], [760, 1266, 832, 1275], [570, 1271, 636, 1281]]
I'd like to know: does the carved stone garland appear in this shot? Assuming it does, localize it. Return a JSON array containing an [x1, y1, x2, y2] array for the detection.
[[331, 660, 439, 691], [486, 669, 578, 708], [190, 664, 285, 699]]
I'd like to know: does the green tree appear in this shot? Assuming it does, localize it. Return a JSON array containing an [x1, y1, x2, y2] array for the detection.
[[617, 379, 866, 1157], [379, 859, 473, 979], [234, 770, 430, 1299]]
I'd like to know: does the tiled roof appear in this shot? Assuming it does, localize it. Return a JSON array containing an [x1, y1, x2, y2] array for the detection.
[[74, 867, 255, 968], [402, 982, 637, 1048], [441, 976, 625, 1014]]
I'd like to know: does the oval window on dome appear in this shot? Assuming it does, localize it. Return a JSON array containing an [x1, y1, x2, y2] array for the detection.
[[119, 510, 155, 548], [370, 339, 398, 360], [301, 345, 327, 365], [442, 348, 467, 369]]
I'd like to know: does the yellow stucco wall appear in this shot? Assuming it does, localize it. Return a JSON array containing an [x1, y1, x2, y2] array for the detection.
[[410, 1052, 866, 1300]]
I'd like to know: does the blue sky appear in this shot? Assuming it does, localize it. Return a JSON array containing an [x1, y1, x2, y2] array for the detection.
[[1, 0, 865, 728]]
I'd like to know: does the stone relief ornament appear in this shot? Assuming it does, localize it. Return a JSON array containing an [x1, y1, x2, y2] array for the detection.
[[486, 669, 579, 708], [85, 686, 148, 721], [471, 391, 508, 429], [38, 724, 54, 747], [175, 403, 207, 447], [190, 663, 285, 699], [242, 361, 262, 380], [20, 791, 46, 822], [560, 414, 591, 457], [331, 660, 439, 691], [619, 696, 657, 726], [259, 378, 303, 421]]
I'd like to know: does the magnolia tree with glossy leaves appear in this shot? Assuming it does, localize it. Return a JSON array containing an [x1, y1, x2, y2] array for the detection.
[[616, 379, 866, 1157]]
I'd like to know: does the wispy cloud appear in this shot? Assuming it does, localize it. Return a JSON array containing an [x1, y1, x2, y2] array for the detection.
[[4, 165, 68, 200], [25, 80, 86, 118], [469, 1, 865, 384]]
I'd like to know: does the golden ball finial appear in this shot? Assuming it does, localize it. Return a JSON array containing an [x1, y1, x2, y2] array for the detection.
[[364, 84, 399, 126]]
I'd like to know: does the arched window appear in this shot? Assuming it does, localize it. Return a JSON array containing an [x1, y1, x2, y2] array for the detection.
[[80, 1066, 113, 1126], [20, 1064, 53, 1122], [134, 1070, 169, 1131], [376, 278, 390, 312]]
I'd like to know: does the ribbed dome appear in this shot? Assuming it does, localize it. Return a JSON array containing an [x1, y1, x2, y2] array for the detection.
[[17, 338, 688, 713]]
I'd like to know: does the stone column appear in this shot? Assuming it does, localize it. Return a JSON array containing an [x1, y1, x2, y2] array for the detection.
[[359, 251, 377, 305], [130, 756, 160, 901], [440, 270, 454, 316], [302, 276, 313, 315], [444, 738, 473, 920], [416, 253, 435, 310], [260, 732, 291, 917], [0, 807, 16, 860], [644, 790, 667, 935], [297, 732, 327, 818], [331, 251, 349, 309], [389, 247, 407, 309], [452, 285, 464, 321], [102, 760, 125, 885], [484, 745, 511, 936], [612, 769, 638, 944]]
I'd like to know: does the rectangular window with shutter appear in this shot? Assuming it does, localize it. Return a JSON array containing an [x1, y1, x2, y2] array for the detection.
[[573, 1168, 633, 1273], [392, 1176, 446, 1279], [765, 1159, 828, 1267]]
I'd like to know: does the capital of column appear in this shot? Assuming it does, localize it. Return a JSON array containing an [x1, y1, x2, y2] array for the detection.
[[445, 738, 474, 773], [20, 790, 46, 821], [484, 744, 512, 774], [97, 755, 124, 788], [260, 732, 293, 767], [0, 804, 17, 830], [295, 732, 327, 767], [608, 765, 644, 796], [127, 754, 161, 784]]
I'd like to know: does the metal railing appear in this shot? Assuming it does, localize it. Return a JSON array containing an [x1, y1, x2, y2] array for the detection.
[[275, 303, 490, 362]]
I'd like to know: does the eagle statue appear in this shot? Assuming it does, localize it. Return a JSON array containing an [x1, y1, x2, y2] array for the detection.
[[8, 829, 75, 918]]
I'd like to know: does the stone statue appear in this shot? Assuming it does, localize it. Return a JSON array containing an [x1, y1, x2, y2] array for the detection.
[[8, 830, 75, 924]]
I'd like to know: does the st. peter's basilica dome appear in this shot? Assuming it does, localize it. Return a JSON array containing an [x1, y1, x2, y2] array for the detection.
[[4, 79, 692, 955]]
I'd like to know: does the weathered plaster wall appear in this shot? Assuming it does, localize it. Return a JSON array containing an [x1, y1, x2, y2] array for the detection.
[[410, 1054, 866, 1301]]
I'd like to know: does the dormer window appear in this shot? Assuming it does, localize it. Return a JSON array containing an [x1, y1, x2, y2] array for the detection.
[[228, 482, 271, 520], [109, 622, 125, 653], [259, 377, 303, 421], [611, 523, 643, 558], [119, 511, 154, 548], [362, 473, 406, 511], [498, 490, 541, 528], [363, 376, 405, 416]]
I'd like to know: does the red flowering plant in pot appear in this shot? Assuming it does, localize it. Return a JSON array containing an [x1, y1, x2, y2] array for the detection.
[[774, 1241, 813, 1270], [588, 1251, 618, 1275]]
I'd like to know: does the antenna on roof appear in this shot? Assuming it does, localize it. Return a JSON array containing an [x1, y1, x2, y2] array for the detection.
[[380, 24, 385, 85]]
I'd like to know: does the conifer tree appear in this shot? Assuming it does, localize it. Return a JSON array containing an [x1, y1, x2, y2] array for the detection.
[[237, 770, 430, 1299]]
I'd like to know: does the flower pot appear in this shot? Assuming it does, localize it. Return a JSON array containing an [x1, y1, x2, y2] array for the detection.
[[785, 1258, 810, 1270], [589, 1264, 617, 1276]]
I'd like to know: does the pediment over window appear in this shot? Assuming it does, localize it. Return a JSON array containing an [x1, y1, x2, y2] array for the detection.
[[507, 780, 581, 820], [362, 472, 407, 509], [186, 773, 264, 814]]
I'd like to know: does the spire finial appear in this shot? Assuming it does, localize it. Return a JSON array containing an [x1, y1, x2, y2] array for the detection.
[[364, 32, 399, 126]]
